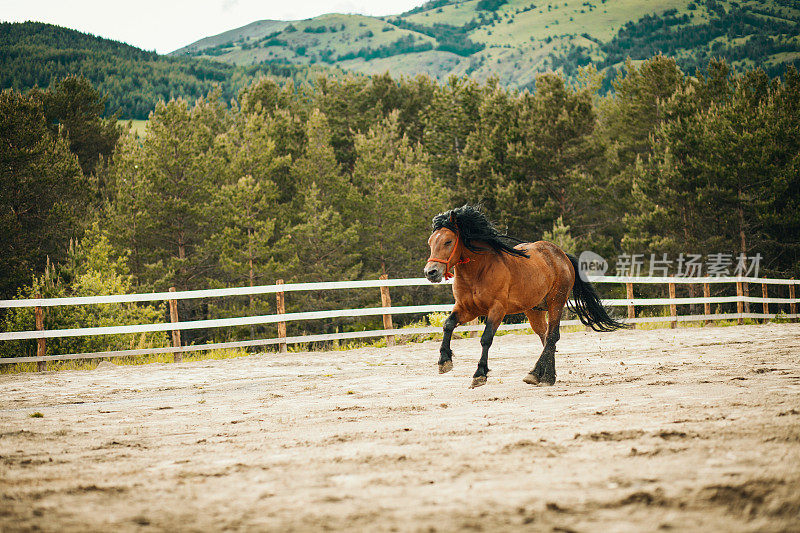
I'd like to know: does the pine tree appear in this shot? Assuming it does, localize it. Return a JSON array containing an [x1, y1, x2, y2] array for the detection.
[[0, 90, 89, 299], [280, 183, 363, 335], [203, 174, 283, 339], [351, 112, 447, 278], [238, 76, 294, 115], [457, 78, 518, 214], [104, 136, 152, 287], [495, 73, 602, 243], [30, 75, 121, 177], [113, 96, 228, 290], [759, 67, 800, 276], [597, 56, 685, 168], [542, 216, 578, 255], [200, 109, 294, 335], [421, 76, 486, 190], [290, 109, 357, 218], [623, 62, 772, 262]]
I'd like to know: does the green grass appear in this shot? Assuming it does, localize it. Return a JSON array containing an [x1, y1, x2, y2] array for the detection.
[[170, 20, 289, 56], [469, 0, 692, 45], [119, 119, 148, 137], [402, 0, 483, 27], [0, 348, 250, 374], [195, 13, 434, 67]]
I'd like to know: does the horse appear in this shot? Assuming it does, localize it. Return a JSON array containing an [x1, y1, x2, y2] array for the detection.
[[423, 205, 626, 388]]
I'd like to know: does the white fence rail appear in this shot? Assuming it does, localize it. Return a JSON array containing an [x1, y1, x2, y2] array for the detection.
[[0, 278, 434, 309], [1, 276, 797, 367]]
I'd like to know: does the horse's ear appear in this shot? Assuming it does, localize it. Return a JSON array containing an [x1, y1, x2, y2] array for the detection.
[[450, 211, 459, 231]]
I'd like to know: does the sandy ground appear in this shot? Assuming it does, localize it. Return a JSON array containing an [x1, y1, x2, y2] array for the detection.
[[1, 323, 800, 532]]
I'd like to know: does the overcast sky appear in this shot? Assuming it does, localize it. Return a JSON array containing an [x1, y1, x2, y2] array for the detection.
[[1, 0, 428, 54]]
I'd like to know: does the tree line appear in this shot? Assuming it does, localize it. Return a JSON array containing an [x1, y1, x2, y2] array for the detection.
[[1, 56, 799, 357], [0, 22, 322, 119]]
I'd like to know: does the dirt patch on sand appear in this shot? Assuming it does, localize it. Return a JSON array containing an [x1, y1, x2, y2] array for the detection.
[[1, 323, 799, 532]]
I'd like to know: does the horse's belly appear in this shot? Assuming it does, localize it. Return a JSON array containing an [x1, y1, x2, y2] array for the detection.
[[506, 302, 535, 315], [461, 296, 539, 318]]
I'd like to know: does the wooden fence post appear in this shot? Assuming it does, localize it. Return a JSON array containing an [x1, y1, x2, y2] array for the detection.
[[626, 282, 635, 329], [736, 281, 744, 325], [703, 283, 711, 326], [168, 287, 182, 363], [790, 280, 797, 323], [379, 274, 395, 347], [276, 279, 287, 353], [743, 281, 750, 314], [668, 280, 677, 329], [35, 293, 46, 372], [467, 318, 480, 338], [761, 283, 769, 322]]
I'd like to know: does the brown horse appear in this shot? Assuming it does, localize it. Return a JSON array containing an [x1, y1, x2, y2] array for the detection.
[[424, 205, 625, 388]]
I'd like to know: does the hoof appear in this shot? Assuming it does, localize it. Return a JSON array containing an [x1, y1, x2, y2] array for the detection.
[[470, 376, 487, 388], [523, 372, 539, 385], [439, 360, 453, 374], [523, 372, 556, 386]]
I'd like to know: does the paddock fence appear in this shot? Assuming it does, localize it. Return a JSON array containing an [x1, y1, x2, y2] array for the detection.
[[1, 275, 797, 369]]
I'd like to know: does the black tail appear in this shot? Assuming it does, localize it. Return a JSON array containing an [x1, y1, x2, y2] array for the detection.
[[566, 253, 629, 332]]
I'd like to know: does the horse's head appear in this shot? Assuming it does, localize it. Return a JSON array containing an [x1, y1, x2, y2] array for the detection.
[[424, 227, 460, 283]]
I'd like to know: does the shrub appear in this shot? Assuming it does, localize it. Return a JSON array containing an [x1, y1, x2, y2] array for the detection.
[[0, 227, 168, 359]]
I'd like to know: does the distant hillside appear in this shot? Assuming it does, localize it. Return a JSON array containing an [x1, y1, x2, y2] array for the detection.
[[172, 0, 800, 90], [5, 0, 798, 119], [171, 20, 290, 56], [0, 22, 330, 119]]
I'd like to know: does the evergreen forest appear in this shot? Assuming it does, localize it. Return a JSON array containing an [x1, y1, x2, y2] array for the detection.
[[2, 57, 799, 357]]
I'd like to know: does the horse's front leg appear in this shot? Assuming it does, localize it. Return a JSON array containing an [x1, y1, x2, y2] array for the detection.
[[438, 307, 474, 373], [470, 305, 505, 388], [438, 311, 459, 373]]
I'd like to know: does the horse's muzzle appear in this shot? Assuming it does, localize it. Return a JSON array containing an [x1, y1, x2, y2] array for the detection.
[[424, 263, 444, 283]]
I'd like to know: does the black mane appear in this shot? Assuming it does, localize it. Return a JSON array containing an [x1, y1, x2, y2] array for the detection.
[[432, 205, 528, 258]]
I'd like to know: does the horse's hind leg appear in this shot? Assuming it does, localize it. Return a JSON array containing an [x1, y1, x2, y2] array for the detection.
[[524, 310, 547, 346], [524, 304, 563, 386]]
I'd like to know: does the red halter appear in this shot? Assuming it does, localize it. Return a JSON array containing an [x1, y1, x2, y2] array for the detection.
[[426, 226, 470, 280]]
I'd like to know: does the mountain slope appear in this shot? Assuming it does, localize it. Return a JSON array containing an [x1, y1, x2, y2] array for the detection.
[[0, 21, 329, 119], [171, 20, 290, 56], [4, 0, 798, 120], [172, 0, 800, 89]]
